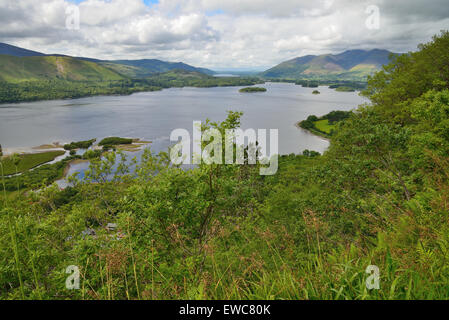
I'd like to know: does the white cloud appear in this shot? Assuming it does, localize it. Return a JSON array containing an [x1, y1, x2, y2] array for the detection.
[[0, 0, 448, 69]]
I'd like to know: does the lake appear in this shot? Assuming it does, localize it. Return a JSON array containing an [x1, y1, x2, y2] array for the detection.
[[0, 82, 367, 157]]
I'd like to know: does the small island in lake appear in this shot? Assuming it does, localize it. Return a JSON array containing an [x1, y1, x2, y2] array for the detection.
[[334, 86, 356, 92], [98, 137, 151, 152], [312, 90, 320, 94], [239, 87, 267, 93]]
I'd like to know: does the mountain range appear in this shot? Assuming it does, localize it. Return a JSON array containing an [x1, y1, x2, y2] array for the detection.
[[260, 49, 395, 80], [0, 43, 395, 82], [0, 43, 215, 82]]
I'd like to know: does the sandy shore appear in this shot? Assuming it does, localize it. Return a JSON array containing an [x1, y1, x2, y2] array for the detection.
[[3, 142, 66, 156], [2, 138, 152, 156]]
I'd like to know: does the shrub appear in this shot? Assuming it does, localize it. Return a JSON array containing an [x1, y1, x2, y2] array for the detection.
[[99, 137, 133, 146], [64, 139, 96, 150]]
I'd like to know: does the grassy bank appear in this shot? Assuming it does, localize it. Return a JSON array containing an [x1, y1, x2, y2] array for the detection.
[[1, 150, 65, 175], [298, 111, 351, 138], [314, 119, 333, 134]]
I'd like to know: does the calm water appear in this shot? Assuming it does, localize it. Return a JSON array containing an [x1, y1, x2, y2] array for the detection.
[[0, 82, 367, 156]]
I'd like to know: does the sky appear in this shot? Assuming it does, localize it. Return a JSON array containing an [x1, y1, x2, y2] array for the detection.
[[1, 0, 449, 70]]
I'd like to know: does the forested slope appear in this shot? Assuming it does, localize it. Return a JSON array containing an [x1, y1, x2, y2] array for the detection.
[[0, 55, 124, 82]]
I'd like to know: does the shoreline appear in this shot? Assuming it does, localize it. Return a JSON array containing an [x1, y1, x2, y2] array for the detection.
[[1, 138, 151, 178], [63, 159, 89, 178], [2, 146, 66, 157], [295, 121, 330, 141], [0, 81, 266, 105]]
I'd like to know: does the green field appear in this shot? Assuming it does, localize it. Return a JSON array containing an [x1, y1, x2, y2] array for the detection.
[[0, 150, 65, 175], [314, 119, 334, 134]]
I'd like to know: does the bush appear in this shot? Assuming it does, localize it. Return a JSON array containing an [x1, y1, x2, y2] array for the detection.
[[302, 149, 321, 157], [82, 149, 102, 160], [99, 137, 133, 146], [64, 139, 96, 150], [239, 87, 267, 93]]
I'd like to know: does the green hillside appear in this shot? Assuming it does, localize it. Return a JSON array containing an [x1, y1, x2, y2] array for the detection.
[[0, 42, 216, 80], [105, 59, 216, 77], [98, 62, 150, 78], [0, 43, 45, 57], [0, 55, 125, 82], [261, 49, 395, 80]]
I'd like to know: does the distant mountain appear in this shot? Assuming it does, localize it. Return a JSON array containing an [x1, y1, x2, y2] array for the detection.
[[108, 59, 215, 76], [0, 43, 45, 57], [0, 42, 215, 80], [261, 49, 395, 80], [0, 55, 125, 82], [76, 57, 216, 77]]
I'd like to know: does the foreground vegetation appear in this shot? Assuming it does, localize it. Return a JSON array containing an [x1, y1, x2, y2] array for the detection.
[[2, 32, 449, 300]]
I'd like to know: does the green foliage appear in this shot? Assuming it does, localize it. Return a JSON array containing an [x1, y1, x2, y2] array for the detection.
[[0, 79, 161, 103], [302, 149, 321, 157], [295, 80, 319, 87], [82, 149, 103, 160], [99, 137, 133, 146], [292, 79, 366, 92], [64, 139, 96, 150], [239, 87, 267, 93], [362, 31, 449, 123], [324, 110, 352, 124]]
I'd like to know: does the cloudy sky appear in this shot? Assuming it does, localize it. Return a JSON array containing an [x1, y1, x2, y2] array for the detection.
[[1, 0, 449, 70]]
